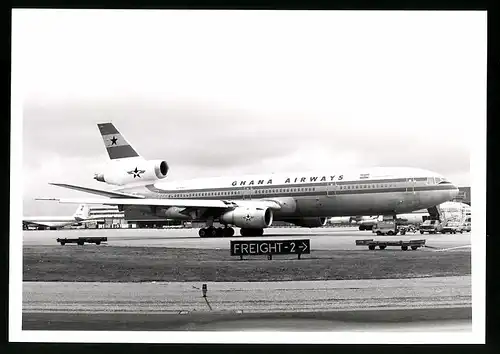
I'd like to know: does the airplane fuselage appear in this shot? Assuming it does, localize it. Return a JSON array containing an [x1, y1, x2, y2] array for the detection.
[[116, 167, 458, 221], [22, 216, 78, 228]]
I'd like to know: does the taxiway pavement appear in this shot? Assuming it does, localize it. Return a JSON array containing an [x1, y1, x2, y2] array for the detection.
[[23, 275, 471, 314], [22, 275, 471, 331], [23, 227, 471, 251]]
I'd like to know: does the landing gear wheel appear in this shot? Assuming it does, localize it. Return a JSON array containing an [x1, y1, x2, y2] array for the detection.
[[240, 228, 264, 237]]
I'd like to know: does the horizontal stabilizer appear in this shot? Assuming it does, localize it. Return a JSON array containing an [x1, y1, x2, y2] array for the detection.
[[49, 183, 145, 199]]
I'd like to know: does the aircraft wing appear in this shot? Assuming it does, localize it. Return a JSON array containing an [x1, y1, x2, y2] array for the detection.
[[49, 183, 145, 199], [36, 197, 283, 210]]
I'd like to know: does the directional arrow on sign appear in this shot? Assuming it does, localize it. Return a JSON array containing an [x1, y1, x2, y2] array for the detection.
[[301, 242, 308, 252]]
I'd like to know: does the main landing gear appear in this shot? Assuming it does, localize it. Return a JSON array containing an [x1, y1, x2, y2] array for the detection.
[[240, 228, 264, 236], [198, 227, 265, 237], [199, 226, 235, 238]]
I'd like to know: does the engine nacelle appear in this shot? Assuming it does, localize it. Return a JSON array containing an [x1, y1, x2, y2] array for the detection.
[[287, 217, 327, 228], [220, 207, 273, 229], [94, 159, 169, 186]]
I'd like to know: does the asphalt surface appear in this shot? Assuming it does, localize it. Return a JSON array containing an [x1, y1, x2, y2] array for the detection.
[[22, 276, 471, 330], [23, 276, 471, 314], [23, 308, 472, 331], [23, 226, 471, 251]]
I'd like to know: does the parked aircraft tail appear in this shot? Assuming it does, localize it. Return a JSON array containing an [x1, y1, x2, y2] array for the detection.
[[72, 204, 90, 221]]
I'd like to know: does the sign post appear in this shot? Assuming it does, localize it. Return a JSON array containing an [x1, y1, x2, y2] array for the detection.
[[230, 239, 310, 260]]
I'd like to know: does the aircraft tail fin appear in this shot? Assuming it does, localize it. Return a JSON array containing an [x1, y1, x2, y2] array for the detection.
[[72, 204, 90, 221], [97, 123, 142, 160]]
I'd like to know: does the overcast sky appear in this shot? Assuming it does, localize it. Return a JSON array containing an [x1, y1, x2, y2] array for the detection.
[[14, 10, 485, 216]]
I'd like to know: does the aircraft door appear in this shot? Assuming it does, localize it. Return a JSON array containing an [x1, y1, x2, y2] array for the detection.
[[326, 182, 337, 197], [242, 186, 253, 200], [406, 177, 416, 194], [403, 177, 419, 211]]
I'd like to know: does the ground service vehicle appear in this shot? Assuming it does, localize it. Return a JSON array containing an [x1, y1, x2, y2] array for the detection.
[[372, 220, 406, 235], [57, 237, 107, 245], [419, 220, 443, 234], [441, 221, 464, 234], [356, 239, 426, 251]]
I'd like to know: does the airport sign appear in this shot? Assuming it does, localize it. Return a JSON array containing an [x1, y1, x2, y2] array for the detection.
[[230, 239, 310, 258]]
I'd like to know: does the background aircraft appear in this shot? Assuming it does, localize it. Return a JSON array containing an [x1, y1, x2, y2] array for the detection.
[[355, 201, 470, 230], [23, 204, 93, 230]]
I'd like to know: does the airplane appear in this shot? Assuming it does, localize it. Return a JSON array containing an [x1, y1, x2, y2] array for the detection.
[[38, 123, 460, 238], [327, 216, 354, 225], [356, 201, 471, 230], [23, 204, 91, 230], [328, 215, 379, 225]]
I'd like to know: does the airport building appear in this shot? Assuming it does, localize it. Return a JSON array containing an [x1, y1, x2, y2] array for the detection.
[[85, 206, 125, 228], [454, 187, 471, 206]]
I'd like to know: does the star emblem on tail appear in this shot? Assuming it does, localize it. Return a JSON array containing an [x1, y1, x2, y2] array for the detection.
[[127, 167, 146, 178]]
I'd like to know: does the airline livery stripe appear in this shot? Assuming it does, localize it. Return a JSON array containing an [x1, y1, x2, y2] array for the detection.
[[145, 178, 448, 194], [97, 123, 120, 135], [101, 134, 131, 148], [144, 184, 456, 199], [107, 145, 140, 160]]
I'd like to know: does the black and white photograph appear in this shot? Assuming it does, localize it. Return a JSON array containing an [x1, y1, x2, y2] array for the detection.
[[10, 9, 486, 343]]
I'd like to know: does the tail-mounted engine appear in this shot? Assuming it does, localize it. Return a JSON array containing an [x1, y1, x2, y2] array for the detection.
[[94, 159, 169, 186]]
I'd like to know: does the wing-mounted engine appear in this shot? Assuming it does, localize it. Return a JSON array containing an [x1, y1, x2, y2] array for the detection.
[[219, 207, 273, 228], [94, 160, 169, 186], [287, 217, 327, 228]]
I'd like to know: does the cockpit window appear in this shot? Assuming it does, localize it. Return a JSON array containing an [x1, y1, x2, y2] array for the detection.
[[435, 177, 451, 184]]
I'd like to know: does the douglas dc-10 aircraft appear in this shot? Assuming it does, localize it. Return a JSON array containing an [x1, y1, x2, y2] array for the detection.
[[23, 204, 91, 230], [40, 123, 459, 237]]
